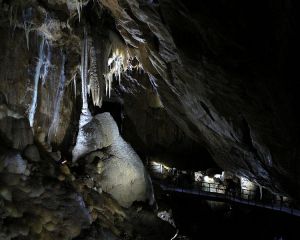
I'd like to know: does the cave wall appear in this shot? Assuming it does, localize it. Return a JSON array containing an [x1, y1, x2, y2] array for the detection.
[[1, 1, 300, 239], [99, 0, 300, 198], [0, 2, 178, 239], [0, 0, 299, 200], [0, 7, 77, 148]]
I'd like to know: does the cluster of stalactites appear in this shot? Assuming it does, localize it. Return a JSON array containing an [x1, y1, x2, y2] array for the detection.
[[127, 56, 144, 74], [104, 48, 144, 98], [105, 49, 124, 98]]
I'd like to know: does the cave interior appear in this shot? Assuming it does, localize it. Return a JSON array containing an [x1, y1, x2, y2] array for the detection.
[[0, 0, 300, 239]]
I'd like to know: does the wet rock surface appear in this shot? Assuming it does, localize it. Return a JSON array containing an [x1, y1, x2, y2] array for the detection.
[[0, 108, 174, 239], [94, 0, 300, 200], [0, 113, 33, 151]]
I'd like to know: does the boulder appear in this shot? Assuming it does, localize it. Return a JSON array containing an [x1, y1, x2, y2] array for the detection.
[[0, 150, 27, 175], [0, 116, 33, 151], [23, 144, 40, 162]]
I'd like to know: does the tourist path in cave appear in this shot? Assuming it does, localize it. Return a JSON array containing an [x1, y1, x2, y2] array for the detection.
[[155, 181, 300, 217]]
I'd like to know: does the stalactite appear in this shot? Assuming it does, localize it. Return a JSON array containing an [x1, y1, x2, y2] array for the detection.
[[75, 0, 83, 22], [28, 36, 45, 127], [89, 44, 101, 107], [48, 52, 66, 143], [80, 28, 89, 113], [105, 72, 113, 98], [22, 8, 33, 50], [116, 54, 122, 84], [73, 73, 77, 99], [9, 5, 18, 32]]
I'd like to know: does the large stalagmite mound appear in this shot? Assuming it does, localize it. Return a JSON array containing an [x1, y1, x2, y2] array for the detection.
[[73, 112, 155, 208]]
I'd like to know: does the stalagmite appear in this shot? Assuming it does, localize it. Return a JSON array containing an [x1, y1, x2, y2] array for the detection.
[[28, 36, 45, 127]]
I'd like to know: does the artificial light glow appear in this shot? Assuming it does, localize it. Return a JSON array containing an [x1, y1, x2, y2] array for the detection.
[[240, 176, 256, 190], [204, 176, 214, 183], [240, 176, 257, 199], [214, 174, 221, 179], [150, 161, 171, 170], [194, 171, 204, 182], [151, 161, 161, 166], [150, 161, 172, 176]]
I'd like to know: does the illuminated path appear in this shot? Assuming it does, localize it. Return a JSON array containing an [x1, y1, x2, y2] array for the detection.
[[155, 181, 300, 217]]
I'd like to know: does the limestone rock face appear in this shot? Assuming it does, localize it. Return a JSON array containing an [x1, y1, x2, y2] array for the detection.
[[0, 152, 91, 240], [0, 133, 169, 240], [0, 0, 297, 201], [0, 15, 75, 148], [98, 0, 300, 199], [0, 3, 175, 239]]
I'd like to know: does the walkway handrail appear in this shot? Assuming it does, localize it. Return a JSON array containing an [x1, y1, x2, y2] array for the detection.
[[154, 180, 299, 217]]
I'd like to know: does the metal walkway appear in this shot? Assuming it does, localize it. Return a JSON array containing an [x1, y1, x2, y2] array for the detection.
[[155, 180, 300, 217]]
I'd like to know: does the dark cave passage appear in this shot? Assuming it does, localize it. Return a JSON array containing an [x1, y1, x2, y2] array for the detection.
[[157, 191, 300, 240]]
